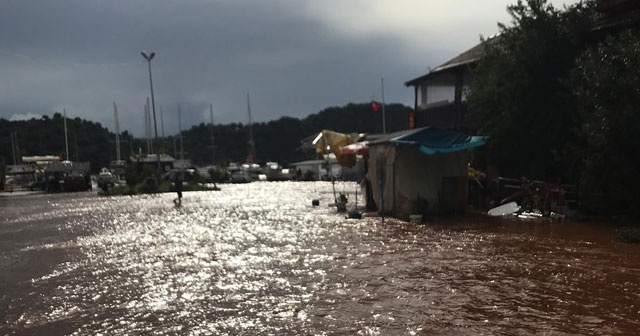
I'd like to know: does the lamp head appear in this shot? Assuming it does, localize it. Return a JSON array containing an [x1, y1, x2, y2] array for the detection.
[[141, 51, 155, 61]]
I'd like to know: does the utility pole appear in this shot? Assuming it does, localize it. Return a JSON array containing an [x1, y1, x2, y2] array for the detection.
[[381, 77, 386, 134]]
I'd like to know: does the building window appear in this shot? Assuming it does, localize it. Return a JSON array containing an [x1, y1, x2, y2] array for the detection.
[[426, 85, 455, 106]]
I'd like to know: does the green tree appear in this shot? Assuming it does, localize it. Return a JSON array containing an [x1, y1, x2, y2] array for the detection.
[[572, 29, 640, 216], [467, 0, 593, 181]]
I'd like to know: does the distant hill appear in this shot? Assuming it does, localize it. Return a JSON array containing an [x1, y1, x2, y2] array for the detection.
[[182, 102, 411, 166], [0, 102, 412, 170], [0, 113, 114, 172]]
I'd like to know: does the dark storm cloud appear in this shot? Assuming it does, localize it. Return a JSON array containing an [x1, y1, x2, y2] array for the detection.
[[0, 0, 579, 136]]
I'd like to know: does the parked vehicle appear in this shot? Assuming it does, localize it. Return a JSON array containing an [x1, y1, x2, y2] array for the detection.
[[229, 170, 252, 183], [162, 168, 199, 182]]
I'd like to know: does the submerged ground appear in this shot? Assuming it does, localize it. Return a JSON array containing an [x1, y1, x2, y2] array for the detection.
[[1, 181, 639, 335]]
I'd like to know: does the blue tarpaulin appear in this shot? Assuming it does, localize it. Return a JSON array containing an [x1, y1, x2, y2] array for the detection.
[[389, 127, 488, 155]]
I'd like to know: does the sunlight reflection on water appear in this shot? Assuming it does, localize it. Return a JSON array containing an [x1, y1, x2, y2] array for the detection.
[[1, 181, 640, 335]]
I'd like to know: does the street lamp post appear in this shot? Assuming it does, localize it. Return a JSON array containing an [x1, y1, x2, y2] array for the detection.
[[141, 51, 161, 171]]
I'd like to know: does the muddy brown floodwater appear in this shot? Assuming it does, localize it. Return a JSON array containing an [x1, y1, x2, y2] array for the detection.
[[1, 181, 639, 335]]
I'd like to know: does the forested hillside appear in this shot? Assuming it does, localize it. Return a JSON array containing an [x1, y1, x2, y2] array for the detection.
[[0, 102, 411, 171], [0, 113, 114, 171]]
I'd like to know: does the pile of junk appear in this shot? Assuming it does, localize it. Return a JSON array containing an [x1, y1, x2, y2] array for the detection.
[[470, 173, 575, 220]]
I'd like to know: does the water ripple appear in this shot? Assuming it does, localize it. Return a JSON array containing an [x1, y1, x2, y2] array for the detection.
[[1, 182, 639, 335]]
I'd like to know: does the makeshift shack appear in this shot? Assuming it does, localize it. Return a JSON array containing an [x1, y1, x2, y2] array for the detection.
[[365, 127, 487, 218]]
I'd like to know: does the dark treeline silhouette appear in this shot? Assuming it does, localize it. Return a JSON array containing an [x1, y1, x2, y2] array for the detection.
[[183, 102, 409, 166], [0, 113, 113, 171], [0, 103, 411, 171], [467, 0, 640, 217]]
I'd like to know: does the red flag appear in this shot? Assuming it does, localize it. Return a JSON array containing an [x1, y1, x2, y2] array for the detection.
[[371, 100, 379, 112]]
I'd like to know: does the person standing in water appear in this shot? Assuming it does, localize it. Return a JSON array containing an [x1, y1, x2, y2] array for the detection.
[[173, 172, 183, 206]]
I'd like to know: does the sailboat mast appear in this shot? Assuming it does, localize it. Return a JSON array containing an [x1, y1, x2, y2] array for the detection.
[[160, 106, 165, 138], [144, 100, 151, 154], [210, 104, 215, 165], [114, 102, 121, 161], [246, 93, 256, 163], [10, 131, 17, 165], [146, 97, 153, 154], [63, 108, 69, 160], [178, 104, 184, 161]]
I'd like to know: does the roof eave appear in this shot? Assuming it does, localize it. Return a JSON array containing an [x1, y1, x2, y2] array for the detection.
[[404, 58, 479, 87]]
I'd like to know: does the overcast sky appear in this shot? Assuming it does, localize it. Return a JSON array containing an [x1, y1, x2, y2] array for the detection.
[[0, 0, 580, 136]]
